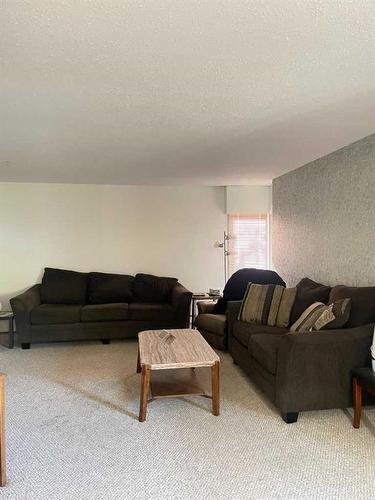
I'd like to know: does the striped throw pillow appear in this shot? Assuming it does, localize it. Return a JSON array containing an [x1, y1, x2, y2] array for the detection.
[[238, 283, 296, 328], [313, 298, 351, 330], [290, 302, 326, 333]]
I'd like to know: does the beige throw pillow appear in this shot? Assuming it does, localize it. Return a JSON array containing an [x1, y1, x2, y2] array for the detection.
[[290, 302, 326, 332]]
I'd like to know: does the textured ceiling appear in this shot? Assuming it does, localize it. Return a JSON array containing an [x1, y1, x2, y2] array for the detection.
[[1, 1, 375, 185]]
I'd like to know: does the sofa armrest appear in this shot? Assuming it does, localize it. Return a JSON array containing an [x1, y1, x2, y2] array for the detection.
[[276, 323, 374, 413], [171, 283, 193, 328], [10, 284, 41, 343], [197, 301, 216, 314], [226, 301, 242, 352]]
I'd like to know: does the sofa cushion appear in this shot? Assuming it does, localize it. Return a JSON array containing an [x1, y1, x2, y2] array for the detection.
[[88, 272, 134, 304], [214, 268, 285, 314], [31, 304, 82, 325], [290, 278, 331, 325], [40, 267, 88, 305], [249, 334, 284, 375], [133, 274, 178, 303], [194, 313, 226, 336], [129, 302, 175, 321], [81, 303, 129, 322], [232, 320, 288, 349], [329, 285, 375, 328]]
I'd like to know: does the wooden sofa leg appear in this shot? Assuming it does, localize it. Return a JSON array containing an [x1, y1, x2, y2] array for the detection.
[[101, 339, 110, 345], [21, 343, 30, 350], [281, 411, 299, 424]]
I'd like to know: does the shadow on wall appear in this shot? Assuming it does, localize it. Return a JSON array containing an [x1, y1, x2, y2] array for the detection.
[[124, 88, 375, 183]]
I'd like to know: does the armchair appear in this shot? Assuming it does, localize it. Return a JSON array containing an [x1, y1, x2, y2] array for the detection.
[[194, 268, 285, 350]]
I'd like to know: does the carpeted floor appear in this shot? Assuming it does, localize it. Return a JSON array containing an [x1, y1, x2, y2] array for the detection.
[[0, 340, 374, 500]]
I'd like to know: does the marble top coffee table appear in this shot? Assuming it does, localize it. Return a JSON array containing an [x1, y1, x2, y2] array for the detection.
[[137, 328, 220, 422]]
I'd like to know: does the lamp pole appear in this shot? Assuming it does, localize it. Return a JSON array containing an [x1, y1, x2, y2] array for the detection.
[[223, 231, 229, 284]]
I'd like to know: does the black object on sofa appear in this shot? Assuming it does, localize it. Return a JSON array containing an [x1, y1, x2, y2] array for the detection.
[[194, 268, 286, 350], [10, 268, 192, 348], [227, 278, 375, 423]]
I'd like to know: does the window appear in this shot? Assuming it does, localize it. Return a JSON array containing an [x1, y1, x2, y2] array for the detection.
[[227, 213, 270, 277]]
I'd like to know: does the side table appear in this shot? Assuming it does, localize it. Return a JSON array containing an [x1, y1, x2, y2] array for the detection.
[[352, 367, 375, 428], [0, 313, 15, 349], [191, 294, 220, 326]]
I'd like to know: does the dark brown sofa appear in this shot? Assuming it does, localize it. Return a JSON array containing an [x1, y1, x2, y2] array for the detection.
[[10, 268, 192, 349], [227, 279, 375, 423]]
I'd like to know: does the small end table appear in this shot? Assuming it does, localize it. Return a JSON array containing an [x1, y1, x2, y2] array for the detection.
[[352, 367, 375, 428], [0, 313, 15, 349]]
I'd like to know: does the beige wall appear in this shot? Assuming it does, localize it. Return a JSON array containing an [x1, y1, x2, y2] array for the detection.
[[272, 134, 375, 287], [225, 185, 272, 214], [0, 183, 227, 308]]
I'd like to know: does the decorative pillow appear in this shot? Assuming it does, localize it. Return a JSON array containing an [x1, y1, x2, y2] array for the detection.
[[313, 298, 351, 330], [290, 278, 331, 325], [275, 287, 298, 327], [88, 272, 134, 304], [132, 273, 178, 303], [238, 283, 296, 328], [213, 268, 286, 314], [329, 285, 375, 328], [290, 302, 326, 333], [40, 267, 88, 304]]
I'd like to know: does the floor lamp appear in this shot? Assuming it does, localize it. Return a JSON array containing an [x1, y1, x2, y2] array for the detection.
[[214, 231, 229, 285]]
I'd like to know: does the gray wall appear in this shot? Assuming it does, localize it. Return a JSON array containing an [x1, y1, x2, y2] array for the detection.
[[272, 134, 375, 287]]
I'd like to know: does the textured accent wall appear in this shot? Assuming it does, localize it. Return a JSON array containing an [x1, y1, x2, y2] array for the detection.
[[272, 134, 375, 287]]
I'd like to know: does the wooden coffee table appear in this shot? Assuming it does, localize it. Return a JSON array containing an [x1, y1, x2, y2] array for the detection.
[[137, 329, 220, 422]]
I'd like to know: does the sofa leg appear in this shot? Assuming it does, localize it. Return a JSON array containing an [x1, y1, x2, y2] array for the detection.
[[101, 339, 110, 345], [21, 343, 30, 350], [281, 411, 299, 424]]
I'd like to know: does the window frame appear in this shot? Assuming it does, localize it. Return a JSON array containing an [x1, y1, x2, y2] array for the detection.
[[227, 212, 271, 278]]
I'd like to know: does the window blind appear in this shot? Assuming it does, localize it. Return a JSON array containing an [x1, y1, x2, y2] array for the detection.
[[227, 213, 270, 277]]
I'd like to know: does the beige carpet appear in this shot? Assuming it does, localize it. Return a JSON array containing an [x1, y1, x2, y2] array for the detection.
[[0, 340, 375, 500]]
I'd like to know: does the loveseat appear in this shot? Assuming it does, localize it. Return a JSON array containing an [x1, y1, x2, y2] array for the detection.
[[10, 268, 192, 349], [227, 278, 375, 423], [194, 268, 285, 350]]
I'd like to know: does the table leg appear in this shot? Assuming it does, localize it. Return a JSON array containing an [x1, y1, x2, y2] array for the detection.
[[136, 346, 141, 373], [191, 298, 196, 328], [8, 318, 14, 350], [353, 377, 362, 429], [139, 365, 151, 422], [0, 374, 6, 487], [211, 361, 220, 416]]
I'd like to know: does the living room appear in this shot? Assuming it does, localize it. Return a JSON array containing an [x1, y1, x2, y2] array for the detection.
[[1, 1, 375, 499]]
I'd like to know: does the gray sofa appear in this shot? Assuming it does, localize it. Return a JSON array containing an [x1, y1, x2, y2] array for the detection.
[[10, 268, 192, 349]]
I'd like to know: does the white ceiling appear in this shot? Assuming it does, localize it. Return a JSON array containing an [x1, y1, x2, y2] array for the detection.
[[1, 1, 375, 186]]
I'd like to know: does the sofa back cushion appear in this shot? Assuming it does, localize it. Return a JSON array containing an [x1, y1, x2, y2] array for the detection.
[[213, 268, 286, 314], [88, 272, 134, 304], [40, 268, 88, 304], [133, 273, 178, 303], [329, 285, 375, 327], [290, 278, 331, 325]]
